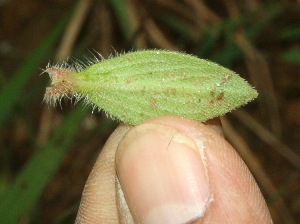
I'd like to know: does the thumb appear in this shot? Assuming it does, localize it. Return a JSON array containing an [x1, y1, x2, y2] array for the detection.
[[116, 116, 272, 223]]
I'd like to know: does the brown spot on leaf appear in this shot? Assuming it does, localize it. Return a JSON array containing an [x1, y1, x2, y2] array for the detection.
[[218, 74, 232, 86], [217, 92, 224, 100], [168, 88, 177, 94], [169, 73, 177, 78], [150, 98, 158, 108], [208, 99, 222, 107]]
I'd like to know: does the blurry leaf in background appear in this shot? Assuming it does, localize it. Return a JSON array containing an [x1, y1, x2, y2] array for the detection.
[[0, 105, 87, 223], [110, 0, 133, 41], [282, 48, 300, 64], [0, 3, 79, 223], [0, 4, 73, 128], [281, 24, 300, 41], [281, 24, 300, 64]]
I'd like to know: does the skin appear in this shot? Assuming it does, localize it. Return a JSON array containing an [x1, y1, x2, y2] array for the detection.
[[75, 116, 273, 224]]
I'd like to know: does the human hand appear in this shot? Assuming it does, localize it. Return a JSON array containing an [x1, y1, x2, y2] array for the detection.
[[75, 116, 272, 223]]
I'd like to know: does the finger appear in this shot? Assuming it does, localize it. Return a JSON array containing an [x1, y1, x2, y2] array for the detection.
[[75, 124, 131, 224], [116, 116, 272, 224]]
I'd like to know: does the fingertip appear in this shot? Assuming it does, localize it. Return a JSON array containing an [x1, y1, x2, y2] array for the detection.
[[116, 116, 272, 223], [116, 118, 212, 223]]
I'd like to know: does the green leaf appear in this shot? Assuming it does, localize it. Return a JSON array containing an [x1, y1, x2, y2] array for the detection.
[[282, 48, 300, 64], [109, 0, 133, 40], [44, 50, 258, 125], [281, 24, 300, 41]]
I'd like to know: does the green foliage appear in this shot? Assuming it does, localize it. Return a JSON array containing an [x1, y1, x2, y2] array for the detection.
[[282, 48, 300, 64], [0, 3, 82, 223], [0, 106, 87, 223], [281, 24, 300, 64], [281, 24, 300, 41], [45, 50, 258, 125], [109, 0, 133, 40]]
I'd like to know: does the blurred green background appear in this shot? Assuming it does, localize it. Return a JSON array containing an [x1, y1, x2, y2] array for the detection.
[[0, 0, 299, 223]]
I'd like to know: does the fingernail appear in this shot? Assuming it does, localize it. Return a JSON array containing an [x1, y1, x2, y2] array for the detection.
[[116, 123, 211, 224]]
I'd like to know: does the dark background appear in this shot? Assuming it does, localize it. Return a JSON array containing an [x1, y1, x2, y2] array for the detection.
[[0, 0, 299, 223]]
